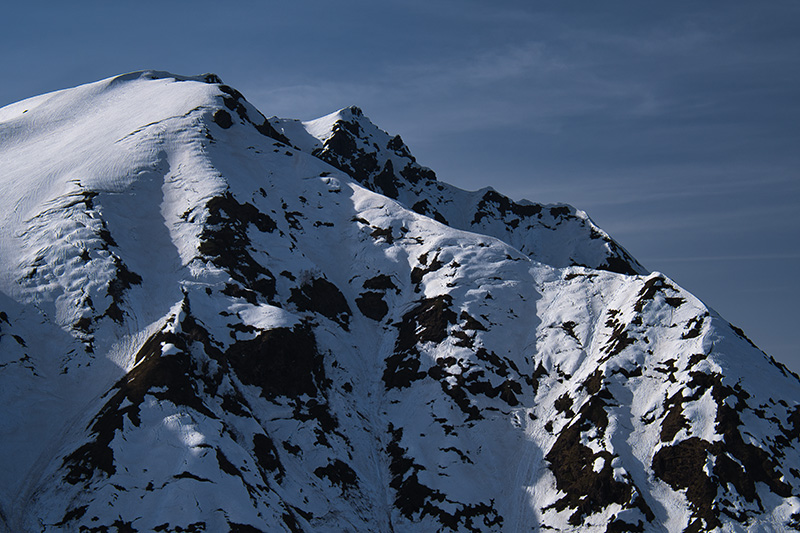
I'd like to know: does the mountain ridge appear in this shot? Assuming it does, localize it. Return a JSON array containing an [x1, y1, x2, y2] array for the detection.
[[269, 104, 646, 276], [0, 71, 798, 532]]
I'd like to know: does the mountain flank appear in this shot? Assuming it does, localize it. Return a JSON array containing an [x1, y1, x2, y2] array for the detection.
[[0, 71, 798, 532]]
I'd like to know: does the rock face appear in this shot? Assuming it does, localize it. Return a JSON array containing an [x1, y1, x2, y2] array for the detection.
[[0, 71, 798, 532]]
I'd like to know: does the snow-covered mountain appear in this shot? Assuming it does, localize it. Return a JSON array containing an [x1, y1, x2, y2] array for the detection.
[[0, 71, 798, 532]]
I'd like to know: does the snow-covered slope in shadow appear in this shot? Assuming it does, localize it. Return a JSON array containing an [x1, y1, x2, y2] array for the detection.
[[271, 106, 646, 275]]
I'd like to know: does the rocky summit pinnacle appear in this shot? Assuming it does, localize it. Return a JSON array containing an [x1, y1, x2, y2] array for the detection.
[[0, 71, 798, 532]]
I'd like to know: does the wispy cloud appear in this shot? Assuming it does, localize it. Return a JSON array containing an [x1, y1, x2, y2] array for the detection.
[[242, 81, 380, 121], [243, 31, 670, 137], [649, 253, 800, 263]]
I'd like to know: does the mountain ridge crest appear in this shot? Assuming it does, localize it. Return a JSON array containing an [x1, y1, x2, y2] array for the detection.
[[0, 72, 798, 532]]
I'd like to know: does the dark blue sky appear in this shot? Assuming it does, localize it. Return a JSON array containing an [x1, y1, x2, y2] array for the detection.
[[2, 1, 798, 371]]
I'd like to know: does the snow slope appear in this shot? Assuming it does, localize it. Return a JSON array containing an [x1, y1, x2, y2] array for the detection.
[[270, 107, 645, 276], [0, 71, 798, 532]]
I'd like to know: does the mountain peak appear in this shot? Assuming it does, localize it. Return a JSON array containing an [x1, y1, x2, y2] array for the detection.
[[297, 105, 374, 147], [339, 104, 364, 118], [1, 72, 798, 532], [272, 103, 645, 275], [106, 70, 224, 85]]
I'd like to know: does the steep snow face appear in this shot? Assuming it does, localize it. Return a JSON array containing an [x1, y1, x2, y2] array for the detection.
[[271, 107, 646, 275], [1, 72, 799, 533]]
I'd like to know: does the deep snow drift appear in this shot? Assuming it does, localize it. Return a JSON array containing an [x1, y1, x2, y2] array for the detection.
[[0, 71, 798, 532]]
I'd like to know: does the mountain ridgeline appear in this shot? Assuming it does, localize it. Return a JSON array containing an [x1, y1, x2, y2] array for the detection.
[[0, 71, 798, 532]]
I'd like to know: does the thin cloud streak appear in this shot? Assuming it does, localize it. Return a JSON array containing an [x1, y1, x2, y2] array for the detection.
[[650, 253, 800, 264]]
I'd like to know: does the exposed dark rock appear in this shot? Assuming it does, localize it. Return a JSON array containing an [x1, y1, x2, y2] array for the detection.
[[451, 330, 473, 348], [561, 321, 579, 343], [284, 210, 304, 230], [652, 438, 719, 529], [785, 406, 800, 442], [665, 297, 685, 308], [313, 121, 380, 185], [439, 446, 474, 464], [215, 448, 240, 478], [355, 291, 388, 321], [373, 159, 399, 199], [313, 459, 358, 492], [530, 362, 548, 394], [602, 309, 635, 358], [199, 192, 277, 302], [652, 370, 793, 527], [474, 348, 510, 377], [387, 423, 435, 518], [788, 512, 800, 530], [174, 471, 212, 482], [228, 324, 324, 400], [282, 441, 301, 456], [582, 370, 603, 395], [386, 424, 502, 531], [410, 254, 444, 290], [370, 226, 394, 244], [430, 365, 483, 421], [55, 505, 88, 527], [387, 134, 414, 160], [660, 393, 689, 442], [288, 277, 351, 329], [206, 193, 277, 233], [471, 190, 542, 225], [634, 276, 678, 313], [459, 311, 486, 331], [605, 518, 645, 533], [152, 521, 206, 533], [102, 255, 143, 323], [62, 312, 214, 485], [681, 314, 706, 340], [253, 433, 285, 483], [411, 199, 449, 225], [554, 393, 574, 417], [384, 295, 457, 389], [399, 163, 436, 184], [213, 109, 233, 129], [222, 283, 258, 305], [217, 84, 291, 144], [290, 397, 338, 437], [545, 391, 654, 527], [228, 522, 265, 533], [600, 255, 640, 276], [428, 345, 525, 415], [363, 274, 398, 293]]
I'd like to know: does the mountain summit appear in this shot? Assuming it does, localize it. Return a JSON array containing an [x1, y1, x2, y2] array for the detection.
[[0, 71, 798, 532]]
